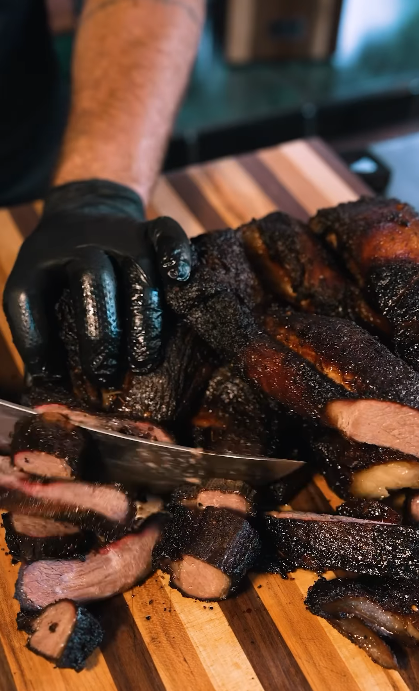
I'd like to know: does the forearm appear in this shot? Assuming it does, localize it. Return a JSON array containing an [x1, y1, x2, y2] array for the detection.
[[54, 0, 205, 203]]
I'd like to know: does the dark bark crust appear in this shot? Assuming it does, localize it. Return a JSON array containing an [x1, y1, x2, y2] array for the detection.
[[264, 512, 419, 578], [264, 308, 419, 408], [115, 322, 214, 425], [240, 212, 385, 334], [336, 500, 401, 524], [310, 196, 419, 369], [26, 601, 103, 672], [190, 366, 281, 457], [153, 505, 260, 598], [167, 233, 349, 422], [2, 513, 96, 562], [11, 414, 88, 479], [310, 428, 419, 498]]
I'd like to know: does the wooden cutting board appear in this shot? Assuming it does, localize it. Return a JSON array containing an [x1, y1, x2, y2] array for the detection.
[[0, 138, 416, 691]]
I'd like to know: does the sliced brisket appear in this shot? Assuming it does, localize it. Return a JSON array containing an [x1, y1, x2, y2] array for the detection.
[[265, 309, 419, 457], [3, 513, 95, 562], [23, 600, 103, 671], [240, 212, 386, 334], [305, 576, 419, 669], [11, 413, 89, 480], [154, 505, 260, 600], [264, 510, 419, 578], [0, 456, 135, 539], [310, 196, 419, 369], [16, 515, 165, 611], [310, 428, 419, 499], [170, 478, 256, 516]]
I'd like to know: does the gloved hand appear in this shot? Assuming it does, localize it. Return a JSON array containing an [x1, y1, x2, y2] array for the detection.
[[3, 180, 191, 388]]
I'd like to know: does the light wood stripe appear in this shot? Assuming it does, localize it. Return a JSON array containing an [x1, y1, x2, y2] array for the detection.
[[158, 573, 264, 691], [281, 140, 359, 206], [0, 532, 117, 691], [124, 577, 214, 691], [151, 178, 205, 237], [249, 573, 361, 691], [308, 138, 372, 197], [188, 159, 277, 228], [259, 143, 358, 216]]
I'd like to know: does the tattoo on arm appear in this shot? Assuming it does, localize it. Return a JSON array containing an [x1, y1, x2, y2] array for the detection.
[[82, 0, 203, 26]]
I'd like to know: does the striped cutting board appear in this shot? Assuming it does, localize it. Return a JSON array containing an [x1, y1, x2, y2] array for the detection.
[[0, 138, 416, 691]]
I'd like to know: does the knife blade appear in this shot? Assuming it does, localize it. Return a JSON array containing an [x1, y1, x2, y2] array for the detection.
[[0, 398, 305, 492]]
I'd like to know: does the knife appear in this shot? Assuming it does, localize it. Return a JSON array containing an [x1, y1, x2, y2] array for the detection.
[[0, 398, 305, 492]]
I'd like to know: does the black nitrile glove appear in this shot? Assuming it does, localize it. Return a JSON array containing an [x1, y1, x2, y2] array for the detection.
[[4, 180, 191, 387]]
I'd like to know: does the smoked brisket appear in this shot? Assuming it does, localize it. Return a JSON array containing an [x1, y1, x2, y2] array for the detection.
[[3, 513, 95, 562], [154, 505, 260, 600], [23, 600, 103, 671], [16, 515, 165, 611], [240, 212, 386, 334], [264, 510, 419, 578], [310, 197, 419, 369], [305, 576, 419, 669]]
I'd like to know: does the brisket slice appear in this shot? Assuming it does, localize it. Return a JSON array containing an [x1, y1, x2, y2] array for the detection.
[[306, 577, 419, 669], [153, 505, 260, 600], [11, 413, 90, 480], [309, 196, 419, 369], [22, 600, 103, 671], [264, 510, 419, 578], [166, 246, 350, 422], [336, 500, 401, 524], [265, 309, 419, 457], [240, 213, 387, 334], [34, 405, 173, 444], [310, 428, 419, 499], [170, 479, 256, 516], [190, 366, 281, 457], [0, 456, 135, 539], [3, 513, 95, 562], [16, 515, 166, 611]]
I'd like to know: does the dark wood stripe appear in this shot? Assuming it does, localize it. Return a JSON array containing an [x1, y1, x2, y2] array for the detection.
[[309, 138, 373, 197], [93, 596, 165, 691], [399, 647, 419, 691], [8, 205, 39, 239], [167, 171, 226, 231], [220, 585, 311, 691], [0, 636, 18, 691], [239, 154, 309, 221]]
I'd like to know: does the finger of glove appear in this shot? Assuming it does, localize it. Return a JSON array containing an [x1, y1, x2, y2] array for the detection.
[[66, 248, 122, 388], [3, 266, 60, 377], [147, 217, 191, 283], [122, 256, 163, 374]]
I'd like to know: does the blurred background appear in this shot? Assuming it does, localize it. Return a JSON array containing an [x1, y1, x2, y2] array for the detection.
[[48, 0, 419, 205]]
